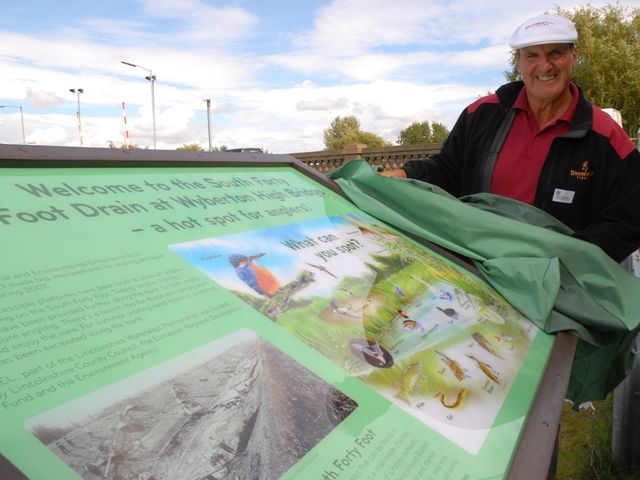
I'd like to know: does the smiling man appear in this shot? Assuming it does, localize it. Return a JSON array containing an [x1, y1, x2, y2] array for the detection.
[[382, 14, 640, 263]]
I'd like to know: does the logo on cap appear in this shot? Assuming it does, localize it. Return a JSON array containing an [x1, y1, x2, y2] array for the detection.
[[510, 14, 578, 49], [525, 21, 554, 30]]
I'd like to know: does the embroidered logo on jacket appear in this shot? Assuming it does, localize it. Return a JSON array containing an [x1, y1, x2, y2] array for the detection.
[[569, 161, 595, 180]]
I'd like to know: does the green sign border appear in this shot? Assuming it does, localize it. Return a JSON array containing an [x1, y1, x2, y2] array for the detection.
[[0, 144, 576, 480]]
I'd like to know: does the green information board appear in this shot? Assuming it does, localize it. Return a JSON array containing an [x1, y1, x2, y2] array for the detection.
[[0, 146, 568, 480]]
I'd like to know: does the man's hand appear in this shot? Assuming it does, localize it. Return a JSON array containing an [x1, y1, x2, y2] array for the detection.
[[380, 169, 407, 178]]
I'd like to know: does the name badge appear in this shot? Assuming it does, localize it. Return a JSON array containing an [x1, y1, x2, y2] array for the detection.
[[552, 188, 575, 204]]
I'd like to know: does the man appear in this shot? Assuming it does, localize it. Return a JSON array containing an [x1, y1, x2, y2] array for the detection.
[[383, 14, 640, 263]]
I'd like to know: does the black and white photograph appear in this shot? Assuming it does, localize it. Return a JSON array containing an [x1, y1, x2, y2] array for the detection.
[[27, 329, 358, 480]]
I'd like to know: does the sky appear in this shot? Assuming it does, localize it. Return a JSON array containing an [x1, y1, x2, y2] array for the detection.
[[1, 0, 638, 153]]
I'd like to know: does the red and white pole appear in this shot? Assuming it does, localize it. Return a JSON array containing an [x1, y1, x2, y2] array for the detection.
[[76, 111, 83, 146], [121, 101, 129, 149]]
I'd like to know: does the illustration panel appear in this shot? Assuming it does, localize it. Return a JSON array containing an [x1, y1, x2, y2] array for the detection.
[[26, 329, 357, 480], [170, 214, 541, 454]]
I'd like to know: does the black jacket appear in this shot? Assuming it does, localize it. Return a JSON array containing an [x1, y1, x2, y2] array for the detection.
[[402, 81, 640, 262]]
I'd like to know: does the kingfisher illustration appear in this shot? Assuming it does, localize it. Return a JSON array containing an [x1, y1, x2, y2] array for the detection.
[[228, 253, 281, 297]]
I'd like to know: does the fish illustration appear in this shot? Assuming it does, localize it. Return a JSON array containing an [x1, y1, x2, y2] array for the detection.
[[466, 354, 501, 385], [472, 332, 504, 359], [394, 361, 423, 404], [494, 333, 514, 343], [435, 351, 467, 381], [435, 389, 467, 408]]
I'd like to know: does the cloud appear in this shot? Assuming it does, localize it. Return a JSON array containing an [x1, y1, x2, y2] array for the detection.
[[304, 0, 440, 54], [139, 0, 258, 44], [4, 0, 635, 155], [264, 0, 514, 82], [196, 79, 489, 153], [28, 125, 68, 145], [0, 0, 505, 153], [0, 30, 256, 90], [76, 18, 157, 45], [268, 51, 440, 82], [26, 88, 65, 109], [296, 97, 349, 111]]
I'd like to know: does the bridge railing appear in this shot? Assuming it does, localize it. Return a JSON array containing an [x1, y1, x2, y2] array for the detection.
[[289, 143, 443, 174]]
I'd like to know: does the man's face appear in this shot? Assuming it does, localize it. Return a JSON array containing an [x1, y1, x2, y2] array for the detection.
[[517, 43, 576, 105]]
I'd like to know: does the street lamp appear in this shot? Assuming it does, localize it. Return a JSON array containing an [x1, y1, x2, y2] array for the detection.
[[0, 105, 26, 144], [205, 98, 212, 152], [121, 60, 157, 149], [69, 88, 84, 146]]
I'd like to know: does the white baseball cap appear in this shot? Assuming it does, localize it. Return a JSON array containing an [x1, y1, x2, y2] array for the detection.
[[509, 14, 578, 49]]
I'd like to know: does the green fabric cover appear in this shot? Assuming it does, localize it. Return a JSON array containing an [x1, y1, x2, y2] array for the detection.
[[329, 160, 640, 404]]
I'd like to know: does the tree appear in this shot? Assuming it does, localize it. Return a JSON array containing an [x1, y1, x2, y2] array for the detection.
[[505, 4, 640, 136], [431, 122, 450, 143], [397, 121, 450, 145], [323, 115, 389, 150], [348, 131, 389, 148], [176, 143, 204, 151]]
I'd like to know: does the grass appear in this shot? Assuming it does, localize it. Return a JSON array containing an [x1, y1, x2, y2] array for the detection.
[[557, 395, 640, 480]]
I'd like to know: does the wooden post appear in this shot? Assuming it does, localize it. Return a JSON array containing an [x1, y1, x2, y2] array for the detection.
[[612, 335, 640, 468]]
